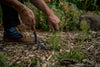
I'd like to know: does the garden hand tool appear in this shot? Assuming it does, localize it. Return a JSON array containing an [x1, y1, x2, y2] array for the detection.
[[31, 27, 47, 50]]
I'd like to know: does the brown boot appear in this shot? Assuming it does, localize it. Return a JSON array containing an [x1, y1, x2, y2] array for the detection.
[[4, 35, 34, 42], [3, 27, 34, 42]]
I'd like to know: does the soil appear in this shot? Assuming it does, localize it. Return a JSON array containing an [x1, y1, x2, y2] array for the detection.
[[0, 29, 100, 67]]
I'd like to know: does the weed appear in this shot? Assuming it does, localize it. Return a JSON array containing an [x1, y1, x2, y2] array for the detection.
[[0, 53, 8, 67], [7, 53, 12, 57], [78, 21, 89, 45], [57, 50, 86, 62], [10, 63, 19, 67], [31, 58, 37, 65], [31, 57, 42, 65], [48, 31, 61, 51]]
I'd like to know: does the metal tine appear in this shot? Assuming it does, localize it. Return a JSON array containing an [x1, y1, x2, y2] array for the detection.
[[32, 27, 47, 50]]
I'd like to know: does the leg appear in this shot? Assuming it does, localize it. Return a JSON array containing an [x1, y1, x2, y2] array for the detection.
[[1, 2, 34, 42], [1, 3, 20, 28]]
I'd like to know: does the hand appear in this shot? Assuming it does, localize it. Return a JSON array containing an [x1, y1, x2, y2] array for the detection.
[[19, 7, 36, 30], [48, 14, 60, 32]]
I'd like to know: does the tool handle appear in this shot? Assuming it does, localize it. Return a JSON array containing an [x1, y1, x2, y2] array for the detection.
[[31, 26, 36, 32]]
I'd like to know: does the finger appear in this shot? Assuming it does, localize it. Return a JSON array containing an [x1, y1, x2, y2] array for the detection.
[[54, 23, 59, 30], [49, 22, 54, 32]]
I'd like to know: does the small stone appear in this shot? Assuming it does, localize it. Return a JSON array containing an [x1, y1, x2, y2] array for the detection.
[[23, 57, 29, 60], [43, 39, 46, 42], [75, 63, 86, 67], [16, 61, 21, 64], [42, 63, 47, 67], [29, 54, 35, 57], [87, 45, 94, 51], [82, 59, 96, 66], [70, 46, 74, 49], [32, 46, 38, 51], [36, 61, 41, 67], [41, 56, 46, 61], [31, 35, 34, 37], [3, 48, 6, 50], [47, 55, 52, 61], [52, 63, 55, 66], [15, 57, 19, 60], [46, 62, 52, 67], [66, 50, 70, 52], [60, 49, 63, 53], [71, 43, 74, 46], [95, 64, 100, 67]]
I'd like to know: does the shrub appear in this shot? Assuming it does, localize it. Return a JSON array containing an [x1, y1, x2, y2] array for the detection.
[[67, 0, 99, 11], [25, 0, 81, 31]]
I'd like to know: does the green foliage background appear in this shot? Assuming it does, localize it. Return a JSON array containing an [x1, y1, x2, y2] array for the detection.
[[0, 0, 99, 30], [67, 0, 98, 11]]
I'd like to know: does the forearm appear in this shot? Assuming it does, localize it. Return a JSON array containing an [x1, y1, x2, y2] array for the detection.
[[30, 0, 54, 16], [1, 0, 27, 13]]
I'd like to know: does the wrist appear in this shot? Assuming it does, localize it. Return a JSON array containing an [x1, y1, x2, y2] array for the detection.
[[47, 12, 54, 17], [19, 6, 27, 13], [47, 10, 54, 16]]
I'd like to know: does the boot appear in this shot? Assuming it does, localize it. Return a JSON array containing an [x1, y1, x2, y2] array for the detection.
[[3, 26, 34, 42]]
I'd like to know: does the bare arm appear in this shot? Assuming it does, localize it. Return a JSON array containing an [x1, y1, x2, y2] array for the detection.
[[30, 0, 60, 31], [1, 0, 36, 29], [30, 0, 54, 16]]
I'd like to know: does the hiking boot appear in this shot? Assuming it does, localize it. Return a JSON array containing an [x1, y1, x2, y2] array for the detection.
[[3, 26, 34, 42]]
